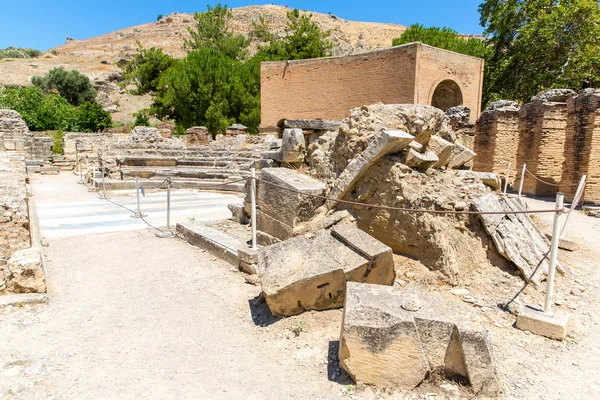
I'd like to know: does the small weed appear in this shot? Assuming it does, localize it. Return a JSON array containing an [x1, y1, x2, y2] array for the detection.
[[188, 217, 196, 222], [290, 323, 304, 337]]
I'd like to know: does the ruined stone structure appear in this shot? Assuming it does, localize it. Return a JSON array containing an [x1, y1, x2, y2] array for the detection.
[[186, 126, 210, 146], [472, 89, 600, 203], [472, 101, 521, 179], [260, 43, 485, 131], [0, 110, 52, 161]]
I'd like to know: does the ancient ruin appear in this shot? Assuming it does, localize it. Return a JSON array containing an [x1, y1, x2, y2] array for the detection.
[[260, 43, 485, 131]]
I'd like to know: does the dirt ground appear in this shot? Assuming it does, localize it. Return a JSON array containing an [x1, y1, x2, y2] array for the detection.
[[1, 177, 599, 399]]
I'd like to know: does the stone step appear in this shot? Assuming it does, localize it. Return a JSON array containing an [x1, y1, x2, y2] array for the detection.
[[176, 221, 243, 265], [102, 179, 246, 193], [120, 167, 250, 180]]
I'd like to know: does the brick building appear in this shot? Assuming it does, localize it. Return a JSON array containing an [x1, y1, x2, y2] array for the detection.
[[260, 42, 485, 131]]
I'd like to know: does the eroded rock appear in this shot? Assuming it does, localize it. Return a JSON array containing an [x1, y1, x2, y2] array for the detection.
[[5, 248, 46, 293]]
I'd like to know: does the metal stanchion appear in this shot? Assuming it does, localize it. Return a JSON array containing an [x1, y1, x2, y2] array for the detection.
[[101, 162, 107, 199], [544, 192, 564, 314], [503, 160, 512, 195], [155, 178, 173, 238], [76, 142, 84, 185], [131, 175, 147, 218], [251, 167, 257, 249], [560, 174, 587, 239], [518, 163, 526, 201]]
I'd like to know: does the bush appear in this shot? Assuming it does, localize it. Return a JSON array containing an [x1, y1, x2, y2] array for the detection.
[[32, 67, 96, 106], [0, 47, 41, 59], [133, 109, 151, 126], [48, 131, 65, 154], [392, 24, 492, 60], [0, 86, 111, 132], [75, 102, 112, 132], [123, 43, 176, 94], [157, 14, 164, 21]]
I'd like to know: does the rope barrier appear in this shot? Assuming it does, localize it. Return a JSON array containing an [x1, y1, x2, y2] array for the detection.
[[252, 177, 564, 215], [524, 168, 580, 187]]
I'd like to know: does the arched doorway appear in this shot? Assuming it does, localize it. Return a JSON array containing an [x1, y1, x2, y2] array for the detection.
[[431, 80, 463, 111]]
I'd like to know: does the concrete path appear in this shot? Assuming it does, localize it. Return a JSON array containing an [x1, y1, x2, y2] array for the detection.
[[31, 173, 243, 237]]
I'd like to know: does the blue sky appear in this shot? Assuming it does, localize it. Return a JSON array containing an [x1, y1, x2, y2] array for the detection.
[[1, 1, 484, 51]]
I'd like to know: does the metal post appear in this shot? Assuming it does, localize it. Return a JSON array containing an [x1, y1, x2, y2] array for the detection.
[[166, 179, 171, 230], [544, 192, 564, 314], [518, 163, 526, 201], [101, 162, 107, 199], [76, 142, 84, 185], [251, 166, 257, 250], [560, 174, 587, 239], [503, 161, 512, 195], [131, 175, 146, 218]]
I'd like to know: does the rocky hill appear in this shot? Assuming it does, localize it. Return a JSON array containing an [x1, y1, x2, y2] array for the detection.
[[0, 5, 407, 88]]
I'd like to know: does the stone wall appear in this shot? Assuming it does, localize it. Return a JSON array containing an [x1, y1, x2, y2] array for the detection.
[[0, 153, 30, 262], [473, 101, 521, 180], [260, 43, 484, 130], [561, 89, 600, 201], [472, 89, 600, 203], [0, 110, 52, 161]]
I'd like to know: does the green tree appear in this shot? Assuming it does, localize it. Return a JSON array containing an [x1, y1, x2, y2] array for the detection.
[[153, 48, 259, 135], [480, 0, 600, 104], [123, 42, 177, 94], [32, 67, 96, 106], [253, 9, 334, 61], [183, 4, 250, 61], [392, 24, 491, 60], [134, 109, 151, 126], [75, 102, 112, 132]]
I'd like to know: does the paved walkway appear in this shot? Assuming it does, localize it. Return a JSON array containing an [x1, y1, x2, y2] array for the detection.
[[31, 173, 243, 237]]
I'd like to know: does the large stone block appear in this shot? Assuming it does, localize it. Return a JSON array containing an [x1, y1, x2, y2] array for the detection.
[[447, 143, 476, 169], [5, 248, 46, 294], [257, 168, 326, 230], [340, 283, 429, 389], [427, 135, 456, 168], [258, 228, 395, 316], [405, 149, 439, 171], [339, 283, 500, 395], [256, 209, 294, 240], [328, 130, 414, 207]]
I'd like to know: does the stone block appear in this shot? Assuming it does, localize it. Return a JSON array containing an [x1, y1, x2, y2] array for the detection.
[[257, 168, 326, 229], [6, 248, 46, 293], [447, 143, 476, 169], [228, 203, 248, 224], [516, 306, 570, 340], [237, 246, 259, 265], [339, 283, 500, 395], [40, 166, 60, 175], [257, 209, 294, 240], [331, 224, 395, 285], [283, 119, 342, 131], [258, 228, 394, 317], [427, 136, 456, 168], [544, 233, 579, 252], [328, 130, 414, 207], [405, 149, 439, 171], [281, 128, 305, 152], [26, 166, 41, 174], [339, 282, 429, 389], [458, 171, 502, 190]]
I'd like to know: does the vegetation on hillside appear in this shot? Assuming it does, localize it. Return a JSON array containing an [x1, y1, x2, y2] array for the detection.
[[122, 3, 332, 136], [0, 47, 41, 59], [0, 86, 111, 132], [32, 67, 97, 106], [392, 24, 491, 60]]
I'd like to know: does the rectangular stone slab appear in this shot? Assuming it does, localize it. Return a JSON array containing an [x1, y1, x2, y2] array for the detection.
[[257, 168, 326, 228]]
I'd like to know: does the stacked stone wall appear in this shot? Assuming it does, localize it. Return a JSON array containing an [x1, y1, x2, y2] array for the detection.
[[0, 154, 30, 262], [561, 90, 600, 202], [473, 108, 520, 179], [516, 101, 569, 197]]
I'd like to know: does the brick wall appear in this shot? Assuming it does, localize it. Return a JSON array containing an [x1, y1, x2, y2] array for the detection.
[[517, 101, 569, 197], [260, 43, 484, 130], [472, 108, 520, 179]]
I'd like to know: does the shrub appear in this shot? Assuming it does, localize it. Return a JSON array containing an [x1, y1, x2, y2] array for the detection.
[[157, 14, 164, 21], [48, 131, 65, 154], [134, 109, 151, 126], [0, 47, 41, 59], [32, 67, 96, 106], [75, 102, 112, 132], [122, 43, 177, 94]]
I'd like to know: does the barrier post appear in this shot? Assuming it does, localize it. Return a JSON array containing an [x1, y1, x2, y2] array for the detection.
[[101, 161, 107, 199], [544, 192, 564, 314], [76, 142, 84, 185], [166, 179, 171, 230], [560, 174, 587, 239], [504, 161, 512, 195], [251, 167, 257, 249], [518, 163, 526, 201], [131, 175, 146, 218]]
